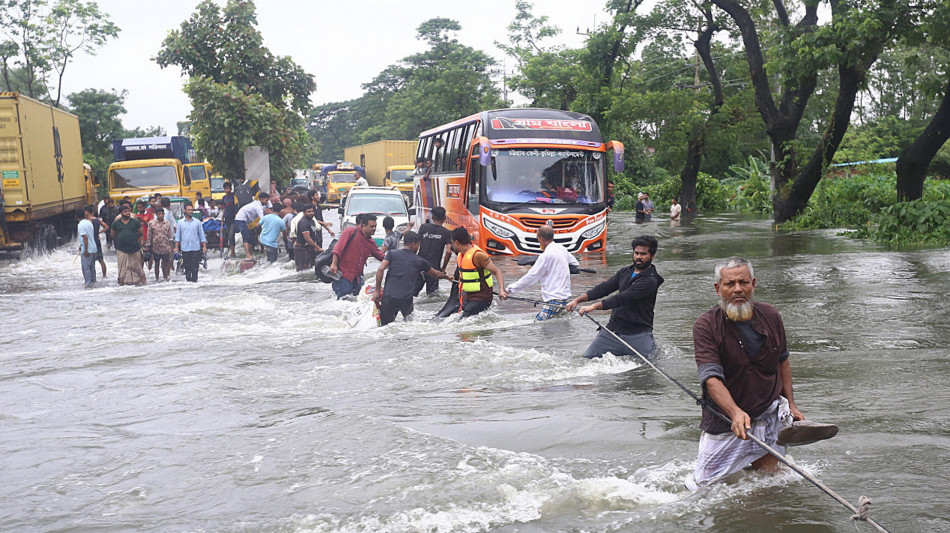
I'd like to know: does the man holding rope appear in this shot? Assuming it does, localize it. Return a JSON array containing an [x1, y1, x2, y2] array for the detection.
[[687, 256, 836, 490], [565, 235, 663, 358], [503, 225, 578, 321]]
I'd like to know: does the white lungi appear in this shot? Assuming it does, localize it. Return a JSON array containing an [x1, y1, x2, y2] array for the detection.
[[686, 396, 793, 491]]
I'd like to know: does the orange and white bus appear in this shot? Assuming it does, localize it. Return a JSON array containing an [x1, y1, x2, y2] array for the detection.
[[414, 108, 624, 255]]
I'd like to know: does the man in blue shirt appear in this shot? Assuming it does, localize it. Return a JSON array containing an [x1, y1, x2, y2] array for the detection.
[[77, 205, 99, 288], [258, 204, 287, 262], [175, 203, 207, 282]]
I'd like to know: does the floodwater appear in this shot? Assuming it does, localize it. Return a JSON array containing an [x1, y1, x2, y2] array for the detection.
[[1, 211, 948, 532]]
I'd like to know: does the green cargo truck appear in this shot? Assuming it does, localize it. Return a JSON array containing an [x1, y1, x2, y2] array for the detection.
[[0, 92, 92, 251]]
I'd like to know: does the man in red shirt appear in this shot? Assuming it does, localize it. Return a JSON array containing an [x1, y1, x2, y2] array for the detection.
[[328, 214, 385, 299]]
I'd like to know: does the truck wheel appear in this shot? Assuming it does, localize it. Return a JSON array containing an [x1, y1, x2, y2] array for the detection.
[[32, 224, 57, 253]]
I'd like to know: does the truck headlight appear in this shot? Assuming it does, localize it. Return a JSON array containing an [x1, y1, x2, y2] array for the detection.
[[581, 221, 605, 239], [483, 218, 515, 239]]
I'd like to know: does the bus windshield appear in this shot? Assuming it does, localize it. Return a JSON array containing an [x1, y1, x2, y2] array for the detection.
[[111, 165, 179, 189], [331, 172, 357, 183], [389, 169, 414, 183], [484, 148, 605, 205], [210, 177, 225, 193]]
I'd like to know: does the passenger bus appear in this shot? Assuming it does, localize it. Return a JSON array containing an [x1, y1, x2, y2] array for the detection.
[[414, 108, 623, 255]]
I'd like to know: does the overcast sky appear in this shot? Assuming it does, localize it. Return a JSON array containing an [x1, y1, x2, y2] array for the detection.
[[61, 0, 612, 134]]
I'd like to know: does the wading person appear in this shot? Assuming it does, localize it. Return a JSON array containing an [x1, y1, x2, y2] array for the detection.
[[234, 191, 270, 261], [670, 198, 682, 221], [373, 231, 449, 326], [328, 214, 385, 299], [450, 226, 507, 317], [414, 206, 453, 296], [294, 204, 322, 271], [686, 256, 836, 490], [220, 181, 238, 258], [258, 203, 286, 263], [90, 210, 108, 277], [98, 198, 118, 249], [566, 235, 663, 358], [148, 207, 174, 281], [504, 225, 577, 321], [77, 205, 99, 288], [111, 204, 147, 286], [175, 203, 207, 282]]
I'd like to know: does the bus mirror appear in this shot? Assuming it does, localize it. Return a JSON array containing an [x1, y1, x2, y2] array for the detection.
[[606, 141, 625, 172], [478, 136, 491, 166]]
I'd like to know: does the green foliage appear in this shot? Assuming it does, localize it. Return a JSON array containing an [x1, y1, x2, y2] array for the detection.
[[66, 88, 126, 177], [867, 200, 950, 245], [155, 0, 315, 182], [722, 155, 772, 213], [308, 18, 501, 160], [0, 0, 119, 106]]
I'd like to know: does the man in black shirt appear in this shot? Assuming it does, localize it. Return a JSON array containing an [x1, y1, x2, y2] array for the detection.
[[375, 231, 449, 325], [566, 235, 664, 358], [220, 181, 238, 257], [413, 206, 453, 296], [98, 198, 119, 249], [294, 204, 322, 271], [307, 189, 334, 246]]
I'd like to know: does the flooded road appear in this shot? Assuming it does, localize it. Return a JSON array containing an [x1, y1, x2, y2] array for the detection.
[[1, 211, 948, 532]]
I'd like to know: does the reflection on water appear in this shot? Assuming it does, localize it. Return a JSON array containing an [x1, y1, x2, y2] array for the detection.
[[0, 210, 948, 531]]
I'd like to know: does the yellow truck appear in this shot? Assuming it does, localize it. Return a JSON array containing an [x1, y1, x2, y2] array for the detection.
[[107, 136, 211, 204], [383, 164, 416, 206], [0, 92, 94, 251], [344, 140, 418, 186]]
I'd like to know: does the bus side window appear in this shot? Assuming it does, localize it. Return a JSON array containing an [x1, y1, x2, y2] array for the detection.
[[468, 154, 480, 215]]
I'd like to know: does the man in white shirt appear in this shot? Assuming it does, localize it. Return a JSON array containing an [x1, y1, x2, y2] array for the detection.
[[503, 225, 578, 320], [355, 173, 369, 188], [670, 198, 682, 220], [234, 191, 270, 261]]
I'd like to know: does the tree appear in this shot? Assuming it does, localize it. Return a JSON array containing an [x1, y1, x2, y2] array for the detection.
[[155, 0, 316, 182], [66, 88, 126, 177], [710, 0, 908, 222], [895, 2, 950, 201], [0, 0, 119, 107]]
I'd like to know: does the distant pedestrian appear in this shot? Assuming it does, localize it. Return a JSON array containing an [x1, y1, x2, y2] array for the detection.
[[307, 189, 334, 246], [635, 193, 647, 222], [670, 198, 682, 221], [380, 215, 413, 254], [258, 204, 286, 263], [283, 202, 299, 261], [136, 199, 154, 270], [110, 204, 147, 286], [606, 180, 615, 213], [148, 207, 174, 281], [234, 192, 270, 261], [175, 203, 207, 282], [355, 173, 369, 188], [293, 204, 323, 271], [414, 206, 453, 296], [98, 198, 118, 249], [90, 212, 108, 277], [374, 231, 449, 325], [77, 205, 99, 288], [220, 181, 238, 258], [642, 193, 655, 221]]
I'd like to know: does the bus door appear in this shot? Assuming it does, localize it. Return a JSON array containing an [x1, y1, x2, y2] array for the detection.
[[184, 163, 212, 201]]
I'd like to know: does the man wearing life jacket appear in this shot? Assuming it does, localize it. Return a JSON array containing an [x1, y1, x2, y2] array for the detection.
[[450, 226, 507, 317]]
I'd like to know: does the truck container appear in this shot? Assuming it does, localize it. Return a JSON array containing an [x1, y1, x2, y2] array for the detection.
[[344, 140, 418, 186], [0, 92, 94, 251], [107, 136, 211, 204]]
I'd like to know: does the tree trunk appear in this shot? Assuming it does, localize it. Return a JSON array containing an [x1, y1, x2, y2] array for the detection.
[[678, 17, 723, 219], [896, 76, 950, 201]]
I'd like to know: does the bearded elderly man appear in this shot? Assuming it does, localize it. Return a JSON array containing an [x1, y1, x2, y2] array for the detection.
[[687, 256, 835, 490]]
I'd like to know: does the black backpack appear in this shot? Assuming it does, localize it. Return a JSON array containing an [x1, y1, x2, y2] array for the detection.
[[235, 183, 254, 207]]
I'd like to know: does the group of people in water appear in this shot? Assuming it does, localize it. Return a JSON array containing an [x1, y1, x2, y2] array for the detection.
[[75, 183, 836, 490]]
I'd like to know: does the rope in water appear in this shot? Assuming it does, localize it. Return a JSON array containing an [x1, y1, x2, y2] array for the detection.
[[579, 312, 890, 533]]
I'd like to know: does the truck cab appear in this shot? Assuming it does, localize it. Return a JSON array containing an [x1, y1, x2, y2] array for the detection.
[[383, 164, 415, 207], [107, 136, 210, 203]]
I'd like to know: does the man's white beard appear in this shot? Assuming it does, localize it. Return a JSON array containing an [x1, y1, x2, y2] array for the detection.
[[719, 297, 754, 322]]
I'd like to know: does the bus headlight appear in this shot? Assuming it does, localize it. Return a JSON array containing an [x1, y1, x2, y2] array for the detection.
[[483, 218, 515, 239], [581, 221, 605, 239]]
